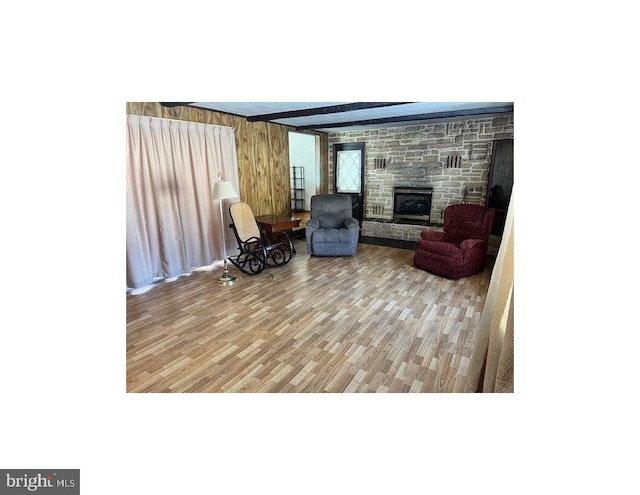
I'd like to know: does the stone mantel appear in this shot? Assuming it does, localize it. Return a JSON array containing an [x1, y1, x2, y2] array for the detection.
[[383, 161, 443, 176]]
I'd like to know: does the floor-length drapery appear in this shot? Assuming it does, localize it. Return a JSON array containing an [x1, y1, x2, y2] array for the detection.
[[457, 187, 515, 392], [126, 115, 239, 290]]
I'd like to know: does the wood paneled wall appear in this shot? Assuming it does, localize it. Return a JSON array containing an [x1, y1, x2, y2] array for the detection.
[[126, 102, 328, 217], [317, 133, 329, 195]]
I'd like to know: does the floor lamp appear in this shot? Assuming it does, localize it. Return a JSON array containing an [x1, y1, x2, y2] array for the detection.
[[212, 179, 238, 285]]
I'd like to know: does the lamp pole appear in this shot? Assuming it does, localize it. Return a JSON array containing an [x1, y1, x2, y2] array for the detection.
[[217, 195, 235, 285], [213, 178, 237, 286]]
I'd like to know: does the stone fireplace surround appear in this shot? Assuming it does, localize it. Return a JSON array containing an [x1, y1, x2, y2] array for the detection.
[[327, 114, 514, 245]]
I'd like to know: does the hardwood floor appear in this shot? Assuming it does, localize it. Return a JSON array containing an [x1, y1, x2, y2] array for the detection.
[[126, 239, 493, 393]]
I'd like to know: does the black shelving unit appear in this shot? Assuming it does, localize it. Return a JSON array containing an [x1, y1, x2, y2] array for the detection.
[[291, 166, 304, 212]]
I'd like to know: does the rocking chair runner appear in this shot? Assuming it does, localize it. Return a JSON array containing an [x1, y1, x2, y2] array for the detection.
[[227, 202, 294, 275]]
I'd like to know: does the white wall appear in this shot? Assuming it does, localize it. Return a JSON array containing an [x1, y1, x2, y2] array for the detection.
[[288, 132, 316, 210]]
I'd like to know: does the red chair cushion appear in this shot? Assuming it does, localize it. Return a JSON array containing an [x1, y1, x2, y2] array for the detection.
[[416, 240, 463, 260]]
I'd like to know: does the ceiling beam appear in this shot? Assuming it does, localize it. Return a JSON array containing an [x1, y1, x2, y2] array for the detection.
[[294, 105, 515, 130], [247, 102, 413, 122], [160, 102, 195, 107]]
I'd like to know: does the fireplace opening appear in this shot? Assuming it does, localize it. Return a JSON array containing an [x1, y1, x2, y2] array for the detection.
[[393, 186, 433, 224]]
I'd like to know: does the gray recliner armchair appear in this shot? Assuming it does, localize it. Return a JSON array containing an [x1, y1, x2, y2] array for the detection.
[[305, 194, 359, 256]]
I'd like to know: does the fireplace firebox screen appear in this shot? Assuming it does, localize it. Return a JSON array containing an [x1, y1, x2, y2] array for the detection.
[[393, 186, 433, 223]]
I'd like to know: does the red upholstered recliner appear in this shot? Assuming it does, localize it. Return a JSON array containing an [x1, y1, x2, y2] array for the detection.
[[413, 204, 495, 279]]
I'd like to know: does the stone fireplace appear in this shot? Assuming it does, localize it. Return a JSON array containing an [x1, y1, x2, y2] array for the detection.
[[327, 114, 514, 244]]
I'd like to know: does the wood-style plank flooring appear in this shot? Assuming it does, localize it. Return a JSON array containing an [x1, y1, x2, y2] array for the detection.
[[126, 239, 493, 393]]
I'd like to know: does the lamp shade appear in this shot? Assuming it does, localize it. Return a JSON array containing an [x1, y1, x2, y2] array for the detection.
[[212, 181, 238, 200]]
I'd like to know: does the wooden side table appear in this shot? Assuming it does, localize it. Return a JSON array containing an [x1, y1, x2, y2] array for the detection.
[[255, 215, 301, 254]]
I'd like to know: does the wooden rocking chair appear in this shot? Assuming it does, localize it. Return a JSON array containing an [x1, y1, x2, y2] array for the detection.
[[227, 202, 294, 275]]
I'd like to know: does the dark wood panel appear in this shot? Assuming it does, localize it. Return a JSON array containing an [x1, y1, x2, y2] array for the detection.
[[318, 133, 329, 194], [267, 122, 290, 217], [250, 121, 272, 216]]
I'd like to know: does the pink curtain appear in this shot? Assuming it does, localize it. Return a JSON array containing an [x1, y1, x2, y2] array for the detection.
[[126, 115, 239, 290]]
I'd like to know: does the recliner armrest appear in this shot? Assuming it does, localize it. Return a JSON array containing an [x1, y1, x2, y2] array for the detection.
[[305, 218, 320, 254], [344, 217, 359, 229], [306, 218, 320, 229], [460, 238, 487, 251]]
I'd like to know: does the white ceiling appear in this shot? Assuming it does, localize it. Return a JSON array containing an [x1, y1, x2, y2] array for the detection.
[[177, 102, 513, 133]]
